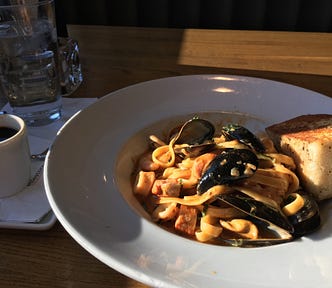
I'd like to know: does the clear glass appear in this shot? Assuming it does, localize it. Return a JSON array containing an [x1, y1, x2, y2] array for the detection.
[[58, 37, 83, 95], [0, 0, 61, 126]]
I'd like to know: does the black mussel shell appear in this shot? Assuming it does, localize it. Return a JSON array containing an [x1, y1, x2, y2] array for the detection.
[[218, 190, 294, 233], [172, 118, 215, 145], [222, 124, 265, 153], [197, 148, 258, 194], [220, 216, 293, 247], [284, 192, 321, 238]]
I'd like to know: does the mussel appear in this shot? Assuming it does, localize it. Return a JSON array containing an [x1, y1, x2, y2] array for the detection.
[[219, 189, 294, 233], [282, 191, 321, 238], [197, 148, 258, 194], [172, 117, 215, 145], [214, 188, 321, 247], [222, 124, 265, 153], [216, 189, 294, 247], [171, 118, 216, 157], [219, 218, 293, 247]]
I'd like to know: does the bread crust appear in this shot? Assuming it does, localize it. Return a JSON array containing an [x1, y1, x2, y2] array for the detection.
[[266, 114, 332, 201]]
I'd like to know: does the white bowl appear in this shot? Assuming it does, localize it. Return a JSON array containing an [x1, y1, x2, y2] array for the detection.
[[44, 75, 332, 288]]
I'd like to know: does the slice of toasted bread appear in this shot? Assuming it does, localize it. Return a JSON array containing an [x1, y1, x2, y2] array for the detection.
[[265, 114, 332, 201]]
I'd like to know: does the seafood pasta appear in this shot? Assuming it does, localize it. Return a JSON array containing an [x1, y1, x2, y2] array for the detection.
[[132, 117, 320, 247]]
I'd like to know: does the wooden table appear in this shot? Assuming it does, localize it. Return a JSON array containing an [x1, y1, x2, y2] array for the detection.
[[1, 25, 332, 288]]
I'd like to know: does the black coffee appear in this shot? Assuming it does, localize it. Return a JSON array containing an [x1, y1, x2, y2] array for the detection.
[[0, 127, 18, 142]]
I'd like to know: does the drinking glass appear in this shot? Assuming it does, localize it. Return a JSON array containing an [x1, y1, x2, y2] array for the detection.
[[58, 36, 83, 95], [0, 0, 61, 126]]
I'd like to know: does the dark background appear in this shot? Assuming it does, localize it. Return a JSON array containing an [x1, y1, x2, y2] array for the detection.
[[55, 0, 332, 33]]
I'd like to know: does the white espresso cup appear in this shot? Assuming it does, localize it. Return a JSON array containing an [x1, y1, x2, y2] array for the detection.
[[0, 114, 31, 198]]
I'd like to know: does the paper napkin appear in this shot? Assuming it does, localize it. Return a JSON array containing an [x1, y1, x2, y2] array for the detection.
[[0, 97, 98, 223]]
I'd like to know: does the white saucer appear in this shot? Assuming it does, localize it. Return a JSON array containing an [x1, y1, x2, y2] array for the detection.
[[0, 210, 56, 230]]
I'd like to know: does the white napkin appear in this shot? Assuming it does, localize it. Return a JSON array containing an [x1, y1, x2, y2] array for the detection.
[[0, 97, 97, 223]]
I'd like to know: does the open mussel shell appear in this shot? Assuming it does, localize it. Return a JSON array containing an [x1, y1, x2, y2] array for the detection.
[[170, 118, 216, 158], [218, 190, 294, 233], [171, 118, 215, 145], [197, 148, 258, 194], [216, 189, 294, 247], [220, 218, 293, 248], [222, 124, 265, 153], [283, 191, 321, 238]]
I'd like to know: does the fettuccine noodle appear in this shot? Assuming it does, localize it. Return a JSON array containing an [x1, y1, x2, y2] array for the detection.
[[133, 119, 301, 244]]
